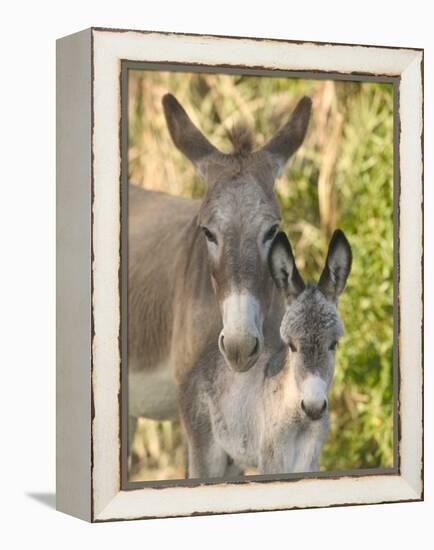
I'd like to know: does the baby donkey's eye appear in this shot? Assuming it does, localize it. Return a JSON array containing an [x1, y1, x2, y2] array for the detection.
[[329, 341, 338, 351]]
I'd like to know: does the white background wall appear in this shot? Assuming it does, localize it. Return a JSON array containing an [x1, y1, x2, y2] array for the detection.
[[1, 1, 432, 547]]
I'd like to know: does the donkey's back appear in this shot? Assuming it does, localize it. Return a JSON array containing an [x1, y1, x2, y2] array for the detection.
[[129, 185, 199, 231], [128, 184, 201, 371]]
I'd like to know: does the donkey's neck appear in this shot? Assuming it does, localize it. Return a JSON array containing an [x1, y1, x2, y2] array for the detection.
[[168, 209, 223, 379], [262, 348, 300, 417], [175, 212, 217, 311]]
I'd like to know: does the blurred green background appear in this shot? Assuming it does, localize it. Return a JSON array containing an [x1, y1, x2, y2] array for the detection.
[[128, 69, 394, 481]]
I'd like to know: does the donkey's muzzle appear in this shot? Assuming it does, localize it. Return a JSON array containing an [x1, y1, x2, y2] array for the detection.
[[301, 399, 327, 421], [219, 332, 262, 372]]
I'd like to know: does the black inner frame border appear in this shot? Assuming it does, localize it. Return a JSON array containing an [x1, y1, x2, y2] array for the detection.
[[119, 59, 401, 491]]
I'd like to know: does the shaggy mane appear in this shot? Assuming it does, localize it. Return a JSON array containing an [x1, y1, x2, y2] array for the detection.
[[226, 123, 254, 156]]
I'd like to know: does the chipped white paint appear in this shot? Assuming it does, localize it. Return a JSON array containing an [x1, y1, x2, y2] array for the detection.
[[90, 28, 423, 521], [97, 475, 419, 521], [92, 30, 123, 518], [94, 29, 417, 76], [398, 53, 424, 495]]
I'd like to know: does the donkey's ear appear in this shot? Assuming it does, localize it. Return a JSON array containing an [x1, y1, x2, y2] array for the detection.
[[318, 230, 352, 302], [263, 96, 312, 178], [269, 232, 305, 301], [162, 94, 219, 176]]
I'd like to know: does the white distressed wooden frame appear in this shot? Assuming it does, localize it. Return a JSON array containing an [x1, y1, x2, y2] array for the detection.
[[56, 27, 423, 522]]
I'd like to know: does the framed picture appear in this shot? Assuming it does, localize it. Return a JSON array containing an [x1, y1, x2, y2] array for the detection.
[[56, 27, 423, 522]]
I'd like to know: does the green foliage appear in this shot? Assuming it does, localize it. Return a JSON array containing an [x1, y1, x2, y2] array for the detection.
[[128, 70, 394, 479], [322, 83, 394, 469]]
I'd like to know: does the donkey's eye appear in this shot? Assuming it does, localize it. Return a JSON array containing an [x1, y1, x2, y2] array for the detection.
[[289, 341, 297, 353], [263, 224, 279, 244], [329, 341, 338, 351], [201, 226, 218, 245]]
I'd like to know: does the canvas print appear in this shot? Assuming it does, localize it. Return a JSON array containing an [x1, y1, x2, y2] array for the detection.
[[125, 69, 395, 483]]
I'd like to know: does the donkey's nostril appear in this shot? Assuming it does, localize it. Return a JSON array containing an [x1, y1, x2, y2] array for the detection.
[[218, 332, 262, 371], [249, 337, 260, 358], [301, 399, 327, 420]]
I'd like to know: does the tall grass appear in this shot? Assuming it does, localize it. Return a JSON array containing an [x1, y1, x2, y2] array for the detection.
[[128, 70, 394, 480]]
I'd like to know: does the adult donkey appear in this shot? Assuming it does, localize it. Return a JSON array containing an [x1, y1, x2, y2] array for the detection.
[[128, 93, 312, 442]]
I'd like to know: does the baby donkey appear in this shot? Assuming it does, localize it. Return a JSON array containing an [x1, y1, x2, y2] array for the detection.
[[180, 230, 352, 478]]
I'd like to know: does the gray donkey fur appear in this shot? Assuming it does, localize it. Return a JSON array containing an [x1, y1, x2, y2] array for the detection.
[[128, 94, 312, 446], [179, 230, 352, 478]]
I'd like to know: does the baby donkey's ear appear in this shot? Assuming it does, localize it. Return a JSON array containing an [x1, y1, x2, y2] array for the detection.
[[318, 229, 352, 302], [268, 232, 305, 302]]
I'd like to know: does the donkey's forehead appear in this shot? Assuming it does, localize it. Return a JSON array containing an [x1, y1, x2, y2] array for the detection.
[[204, 150, 275, 186], [280, 286, 343, 341], [200, 176, 279, 227]]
